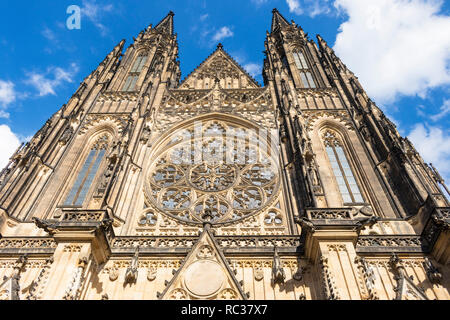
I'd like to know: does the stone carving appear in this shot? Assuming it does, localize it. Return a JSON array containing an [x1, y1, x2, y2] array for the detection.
[[140, 125, 152, 144], [59, 126, 74, 145], [0, 255, 28, 300], [0, 238, 57, 250], [109, 269, 119, 282], [272, 247, 285, 285], [146, 119, 280, 226], [355, 256, 378, 300], [357, 236, 423, 248], [147, 267, 157, 281], [254, 268, 264, 281], [63, 256, 89, 300], [423, 258, 442, 284], [196, 244, 214, 259], [218, 288, 238, 300], [124, 247, 139, 285], [78, 114, 130, 135], [390, 254, 428, 300], [319, 256, 340, 300], [168, 288, 188, 300], [26, 257, 54, 300]]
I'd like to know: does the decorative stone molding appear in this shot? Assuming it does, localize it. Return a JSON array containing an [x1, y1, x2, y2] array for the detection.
[[423, 257, 442, 284], [61, 210, 106, 222], [111, 236, 301, 249], [62, 256, 89, 300], [356, 235, 424, 248], [78, 114, 130, 135], [303, 110, 353, 132], [63, 244, 82, 253], [319, 256, 340, 300], [327, 244, 347, 251], [0, 238, 57, 250], [26, 257, 54, 300], [306, 208, 353, 220], [354, 256, 378, 300], [102, 260, 181, 272], [147, 267, 157, 281]]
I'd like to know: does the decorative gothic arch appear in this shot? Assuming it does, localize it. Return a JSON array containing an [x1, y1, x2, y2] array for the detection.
[[311, 119, 368, 207], [59, 129, 114, 208]]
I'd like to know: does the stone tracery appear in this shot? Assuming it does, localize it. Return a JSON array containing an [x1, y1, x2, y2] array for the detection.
[[145, 119, 280, 225]]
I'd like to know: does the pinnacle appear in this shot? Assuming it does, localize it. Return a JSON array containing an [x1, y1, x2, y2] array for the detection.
[[217, 43, 223, 49]]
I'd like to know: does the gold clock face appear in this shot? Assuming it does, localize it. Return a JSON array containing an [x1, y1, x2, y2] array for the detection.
[[145, 120, 280, 225]]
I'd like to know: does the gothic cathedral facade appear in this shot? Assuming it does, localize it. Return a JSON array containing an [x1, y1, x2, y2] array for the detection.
[[0, 10, 449, 300]]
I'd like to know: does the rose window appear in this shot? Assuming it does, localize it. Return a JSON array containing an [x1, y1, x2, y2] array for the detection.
[[190, 164, 236, 192], [145, 120, 280, 225]]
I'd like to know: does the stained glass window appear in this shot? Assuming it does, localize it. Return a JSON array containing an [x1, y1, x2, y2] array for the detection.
[[293, 51, 316, 88], [64, 135, 109, 206], [122, 54, 148, 92], [145, 120, 280, 225], [323, 130, 364, 204]]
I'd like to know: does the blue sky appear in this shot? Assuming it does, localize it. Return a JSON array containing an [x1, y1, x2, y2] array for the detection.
[[0, 0, 449, 185]]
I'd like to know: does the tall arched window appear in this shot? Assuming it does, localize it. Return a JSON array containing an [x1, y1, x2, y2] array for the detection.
[[322, 130, 364, 204], [122, 54, 148, 92], [64, 134, 110, 207], [293, 51, 316, 89]]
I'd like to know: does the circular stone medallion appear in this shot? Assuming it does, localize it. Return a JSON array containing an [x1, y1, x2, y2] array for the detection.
[[184, 260, 225, 297]]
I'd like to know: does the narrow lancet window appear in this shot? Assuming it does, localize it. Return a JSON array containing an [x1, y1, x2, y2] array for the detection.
[[323, 130, 364, 204], [122, 54, 148, 92], [293, 51, 317, 88], [64, 134, 110, 207]]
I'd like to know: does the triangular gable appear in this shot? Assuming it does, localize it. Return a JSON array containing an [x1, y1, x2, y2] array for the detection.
[[394, 274, 429, 300], [179, 44, 260, 89], [158, 227, 247, 300], [271, 8, 290, 33]]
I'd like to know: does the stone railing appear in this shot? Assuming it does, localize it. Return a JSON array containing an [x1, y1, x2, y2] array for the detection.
[[356, 235, 426, 254], [356, 235, 423, 248], [306, 208, 353, 220], [111, 236, 301, 250], [0, 237, 57, 250], [60, 209, 107, 223]]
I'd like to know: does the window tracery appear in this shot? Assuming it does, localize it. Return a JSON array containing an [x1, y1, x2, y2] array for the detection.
[[322, 130, 364, 204], [122, 53, 148, 92], [293, 50, 316, 89], [145, 120, 280, 225], [64, 134, 110, 207]]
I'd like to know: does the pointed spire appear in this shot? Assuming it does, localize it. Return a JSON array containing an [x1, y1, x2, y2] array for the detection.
[[154, 11, 175, 35], [271, 8, 289, 32]]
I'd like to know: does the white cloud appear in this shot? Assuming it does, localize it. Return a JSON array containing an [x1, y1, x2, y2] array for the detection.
[[286, 0, 332, 17], [251, 0, 269, 5], [430, 99, 450, 121], [408, 123, 450, 183], [200, 14, 209, 21], [212, 27, 234, 42], [42, 27, 56, 41], [0, 125, 21, 169], [25, 63, 79, 97], [287, 0, 304, 15], [243, 63, 262, 78], [333, 0, 450, 103], [81, 0, 114, 36], [0, 80, 16, 107]]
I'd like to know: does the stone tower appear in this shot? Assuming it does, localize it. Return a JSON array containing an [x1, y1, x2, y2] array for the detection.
[[0, 10, 448, 300]]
